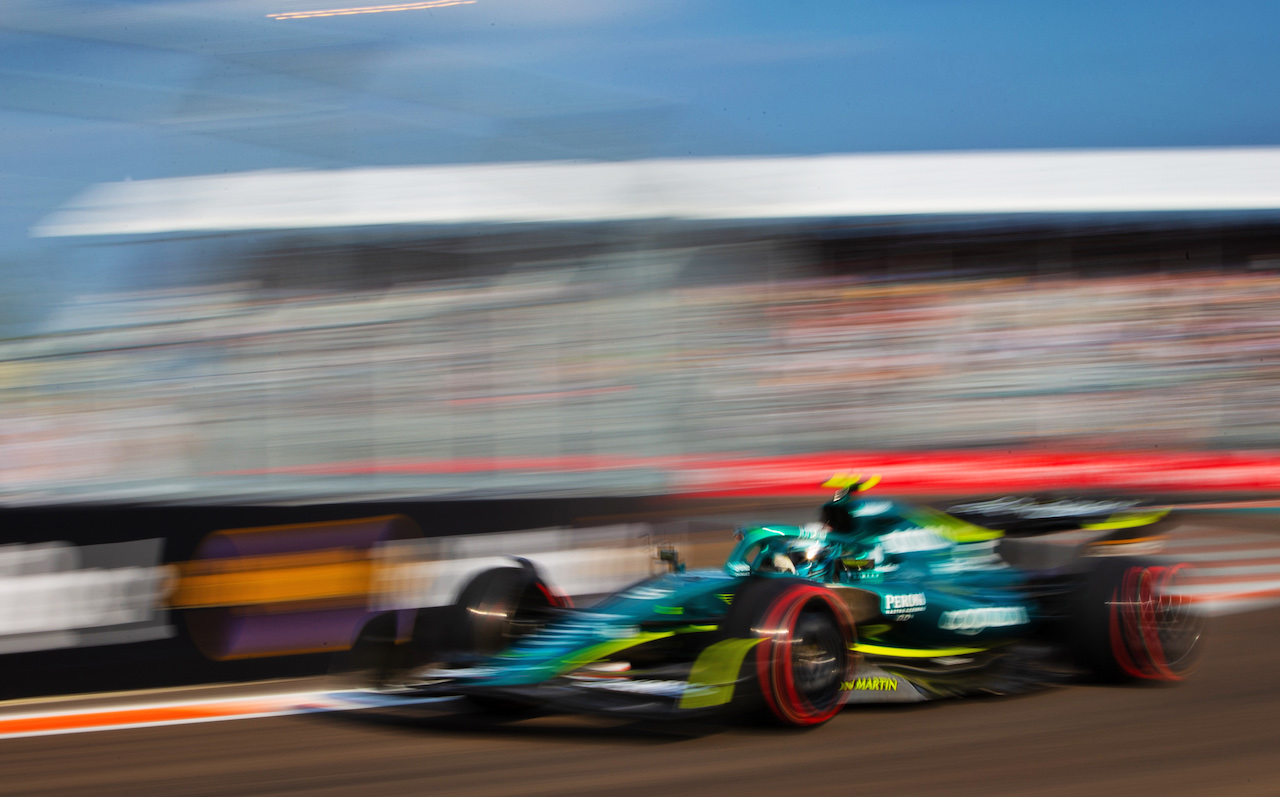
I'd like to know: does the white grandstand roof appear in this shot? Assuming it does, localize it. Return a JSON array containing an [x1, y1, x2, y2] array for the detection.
[[34, 147, 1280, 238]]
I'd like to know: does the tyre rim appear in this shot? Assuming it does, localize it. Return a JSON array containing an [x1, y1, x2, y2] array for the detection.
[[755, 585, 853, 725], [1150, 565, 1205, 673], [1111, 564, 1205, 680], [790, 612, 845, 706]]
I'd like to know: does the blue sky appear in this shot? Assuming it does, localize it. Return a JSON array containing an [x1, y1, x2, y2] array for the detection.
[[0, 0, 1278, 277]]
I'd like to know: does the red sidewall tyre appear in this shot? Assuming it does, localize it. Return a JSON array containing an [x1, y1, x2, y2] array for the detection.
[[1072, 557, 1205, 682], [1107, 562, 1201, 681], [751, 583, 856, 727]]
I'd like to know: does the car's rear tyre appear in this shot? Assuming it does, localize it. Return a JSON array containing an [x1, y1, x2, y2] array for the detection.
[[724, 579, 855, 727], [1071, 557, 1205, 682]]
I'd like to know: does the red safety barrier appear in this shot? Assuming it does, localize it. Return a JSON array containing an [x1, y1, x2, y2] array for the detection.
[[216, 450, 1280, 497], [669, 450, 1280, 496]]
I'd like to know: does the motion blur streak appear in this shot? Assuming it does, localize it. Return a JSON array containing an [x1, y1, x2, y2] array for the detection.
[[12, 264, 1280, 504], [267, 0, 475, 20], [0, 690, 443, 740], [8, 147, 1280, 506], [0, 539, 172, 654], [171, 550, 372, 609]]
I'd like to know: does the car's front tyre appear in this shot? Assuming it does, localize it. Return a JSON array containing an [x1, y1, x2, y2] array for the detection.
[[725, 579, 855, 727]]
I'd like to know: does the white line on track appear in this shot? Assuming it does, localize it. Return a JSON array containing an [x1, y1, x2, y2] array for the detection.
[[0, 690, 455, 741]]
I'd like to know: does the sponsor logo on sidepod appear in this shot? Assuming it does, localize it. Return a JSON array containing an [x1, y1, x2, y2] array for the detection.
[[938, 607, 1029, 634], [878, 528, 950, 555], [882, 592, 927, 615]]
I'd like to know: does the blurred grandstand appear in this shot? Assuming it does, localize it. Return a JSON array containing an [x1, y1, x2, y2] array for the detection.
[[5, 148, 1280, 504]]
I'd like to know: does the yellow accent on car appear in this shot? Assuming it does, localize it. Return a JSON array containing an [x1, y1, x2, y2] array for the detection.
[[850, 642, 993, 658], [822, 472, 862, 489], [561, 625, 718, 677], [679, 638, 766, 709], [822, 472, 881, 491], [904, 507, 1004, 543], [842, 677, 898, 691], [1081, 510, 1170, 530], [559, 632, 676, 675]]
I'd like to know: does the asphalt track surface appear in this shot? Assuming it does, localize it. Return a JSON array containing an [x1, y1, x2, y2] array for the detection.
[[1, 614, 1276, 794], [3, 513, 1280, 796]]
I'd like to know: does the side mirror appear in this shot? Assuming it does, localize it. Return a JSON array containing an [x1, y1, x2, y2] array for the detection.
[[841, 557, 875, 571], [657, 547, 685, 573]]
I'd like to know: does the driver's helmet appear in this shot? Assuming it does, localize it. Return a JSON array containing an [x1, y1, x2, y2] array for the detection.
[[756, 536, 838, 579]]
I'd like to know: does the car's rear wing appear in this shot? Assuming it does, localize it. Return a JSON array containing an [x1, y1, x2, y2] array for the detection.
[[945, 497, 1171, 538]]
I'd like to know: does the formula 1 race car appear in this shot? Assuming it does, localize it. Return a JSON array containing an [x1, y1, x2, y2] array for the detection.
[[359, 477, 1205, 727]]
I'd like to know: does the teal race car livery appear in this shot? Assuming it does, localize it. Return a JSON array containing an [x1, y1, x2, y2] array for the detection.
[[359, 477, 1204, 727]]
